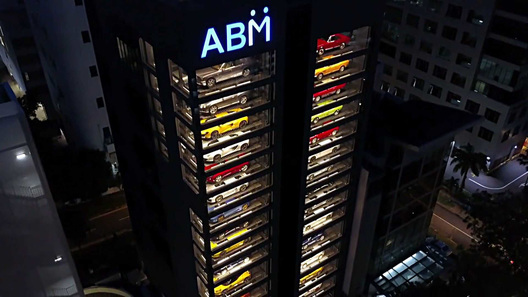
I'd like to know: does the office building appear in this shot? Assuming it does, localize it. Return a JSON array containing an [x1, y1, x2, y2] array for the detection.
[[377, 0, 528, 169], [0, 82, 82, 296], [346, 92, 479, 295], [85, 0, 382, 296]]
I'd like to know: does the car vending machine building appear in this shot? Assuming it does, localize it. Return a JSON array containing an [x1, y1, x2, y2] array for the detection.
[[85, 0, 382, 296]]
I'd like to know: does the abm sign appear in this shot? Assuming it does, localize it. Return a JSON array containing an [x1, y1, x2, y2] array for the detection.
[[201, 7, 271, 59]]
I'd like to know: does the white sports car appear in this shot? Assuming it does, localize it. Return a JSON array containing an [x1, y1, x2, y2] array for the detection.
[[203, 139, 250, 163], [301, 251, 325, 270], [300, 283, 322, 297], [200, 91, 250, 114], [307, 165, 333, 182], [208, 182, 250, 204], [303, 213, 333, 234], [308, 144, 340, 163]]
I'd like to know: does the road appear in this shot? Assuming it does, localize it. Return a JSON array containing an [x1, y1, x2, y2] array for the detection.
[[87, 205, 131, 241], [430, 203, 474, 250]]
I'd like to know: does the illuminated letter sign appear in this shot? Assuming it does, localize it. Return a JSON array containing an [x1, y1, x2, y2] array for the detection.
[[201, 7, 271, 58]]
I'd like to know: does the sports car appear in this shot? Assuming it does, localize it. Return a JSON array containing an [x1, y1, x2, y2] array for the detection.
[[300, 267, 323, 285], [307, 165, 333, 182], [197, 58, 256, 88], [315, 60, 349, 80], [311, 105, 343, 124], [200, 108, 243, 125], [210, 202, 250, 224], [200, 91, 250, 114], [301, 251, 325, 270], [316, 33, 351, 55], [300, 283, 322, 297], [308, 144, 340, 163], [303, 213, 333, 233], [210, 224, 250, 251], [212, 238, 250, 259], [313, 83, 346, 102], [214, 257, 250, 282], [208, 182, 249, 204], [214, 270, 251, 296], [206, 162, 249, 184], [302, 232, 325, 250], [203, 139, 250, 163], [201, 116, 249, 140], [309, 127, 339, 144]]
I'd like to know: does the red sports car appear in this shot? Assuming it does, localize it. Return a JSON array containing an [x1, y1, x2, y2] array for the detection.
[[316, 33, 351, 55], [313, 83, 346, 102], [207, 162, 250, 184], [309, 126, 339, 144]]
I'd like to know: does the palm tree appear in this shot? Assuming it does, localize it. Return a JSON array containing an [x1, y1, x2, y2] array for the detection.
[[444, 177, 459, 195], [517, 153, 528, 187], [450, 143, 487, 192]]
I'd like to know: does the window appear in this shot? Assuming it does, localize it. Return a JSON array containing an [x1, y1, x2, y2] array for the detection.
[[478, 127, 494, 142], [433, 66, 447, 79], [446, 4, 462, 19], [427, 84, 442, 98], [386, 6, 403, 23], [474, 80, 488, 94], [103, 127, 113, 145], [406, 14, 420, 28], [383, 64, 393, 76], [149, 73, 159, 92], [89, 65, 98, 77], [438, 46, 451, 60], [419, 40, 433, 54], [81, 31, 91, 43], [96, 97, 104, 108], [456, 54, 472, 68], [396, 70, 408, 83], [442, 26, 457, 40], [416, 58, 429, 72], [451, 73, 466, 88], [393, 87, 405, 98], [461, 32, 477, 47], [467, 10, 484, 25], [465, 100, 480, 113], [508, 112, 516, 124], [427, 0, 443, 12], [409, 0, 423, 6], [399, 52, 412, 65], [446, 92, 461, 106], [501, 130, 510, 142], [74, 0, 83, 6], [412, 77, 425, 90], [381, 81, 391, 92], [479, 58, 517, 86], [140, 39, 156, 69], [404, 34, 415, 46], [382, 23, 400, 43], [423, 20, 438, 34], [484, 108, 500, 123], [380, 41, 397, 58]]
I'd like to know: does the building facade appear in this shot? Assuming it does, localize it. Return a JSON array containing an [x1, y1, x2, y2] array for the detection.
[[0, 83, 82, 297], [377, 0, 528, 169], [85, 0, 383, 296]]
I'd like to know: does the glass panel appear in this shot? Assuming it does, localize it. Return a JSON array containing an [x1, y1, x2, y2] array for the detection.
[[301, 221, 344, 257], [197, 277, 208, 297], [212, 230, 269, 268], [195, 261, 208, 284], [156, 120, 166, 138], [179, 142, 197, 171], [213, 261, 269, 297], [311, 100, 360, 131], [149, 72, 159, 92], [307, 139, 355, 169], [302, 206, 346, 236], [176, 118, 195, 149], [306, 174, 350, 204], [209, 193, 271, 232], [192, 226, 205, 251], [314, 55, 366, 87], [309, 120, 358, 150], [152, 96, 162, 117], [210, 213, 269, 253], [304, 191, 347, 221], [312, 79, 363, 109], [299, 276, 336, 297], [193, 244, 206, 268], [196, 52, 274, 98], [182, 165, 199, 193], [213, 246, 269, 284], [207, 174, 272, 213], [169, 59, 189, 95], [315, 27, 370, 63], [173, 92, 192, 124], [299, 259, 338, 289], [300, 242, 341, 273]]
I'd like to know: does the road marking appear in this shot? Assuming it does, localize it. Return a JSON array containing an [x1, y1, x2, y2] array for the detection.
[[89, 205, 128, 221], [432, 213, 475, 240], [119, 216, 130, 221], [468, 171, 528, 190]]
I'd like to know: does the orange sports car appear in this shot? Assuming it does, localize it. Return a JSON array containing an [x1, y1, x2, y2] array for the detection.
[[315, 60, 350, 80]]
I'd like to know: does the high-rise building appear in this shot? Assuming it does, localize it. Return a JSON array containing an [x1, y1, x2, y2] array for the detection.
[[0, 82, 83, 297], [85, 0, 383, 296], [21, 0, 116, 162], [377, 0, 528, 169]]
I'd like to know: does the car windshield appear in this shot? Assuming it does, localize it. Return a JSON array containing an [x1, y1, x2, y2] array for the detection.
[[211, 64, 222, 70]]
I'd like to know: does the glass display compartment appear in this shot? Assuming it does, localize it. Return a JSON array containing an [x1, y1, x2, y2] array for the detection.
[[314, 55, 366, 87], [195, 52, 274, 98], [301, 222, 344, 257], [306, 175, 350, 205], [310, 100, 360, 132], [210, 213, 269, 253], [192, 226, 206, 252], [299, 276, 336, 297], [190, 208, 204, 233], [306, 157, 353, 186], [316, 27, 371, 63], [304, 193, 347, 221], [308, 120, 358, 151], [209, 194, 271, 233], [207, 174, 272, 213], [212, 230, 270, 268], [300, 243, 340, 273], [299, 259, 338, 290], [206, 155, 271, 194], [302, 206, 346, 236], [213, 246, 269, 284], [312, 79, 363, 110], [307, 139, 355, 170], [213, 261, 269, 297], [196, 261, 208, 284], [169, 59, 189, 95], [182, 165, 199, 193]]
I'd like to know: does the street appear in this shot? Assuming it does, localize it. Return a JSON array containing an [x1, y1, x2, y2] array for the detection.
[[430, 203, 475, 250]]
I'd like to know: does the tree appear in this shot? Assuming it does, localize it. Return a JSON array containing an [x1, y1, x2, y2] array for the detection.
[[443, 177, 459, 195], [450, 143, 487, 192], [18, 92, 41, 120], [517, 153, 528, 187]]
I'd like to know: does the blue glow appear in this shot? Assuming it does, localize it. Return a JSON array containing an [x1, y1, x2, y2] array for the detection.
[[263, 7, 269, 13], [201, 28, 224, 58], [226, 22, 247, 52], [250, 9, 256, 16]]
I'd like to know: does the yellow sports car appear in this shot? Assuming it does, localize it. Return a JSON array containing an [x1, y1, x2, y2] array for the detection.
[[315, 60, 350, 80], [214, 270, 251, 296], [311, 105, 343, 124], [300, 267, 323, 285], [202, 116, 249, 140], [201, 108, 243, 125], [210, 226, 249, 251], [212, 238, 248, 259]]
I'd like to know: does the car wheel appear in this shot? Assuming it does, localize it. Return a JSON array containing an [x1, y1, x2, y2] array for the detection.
[[218, 215, 225, 222], [239, 184, 248, 192], [311, 137, 319, 144], [241, 143, 249, 150], [312, 117, 319, 124], [318, 48, 325, 55], [241, 164, 249, 171], [209, 105, 219, 114], [309, 156, 316, 163], [206, 78, 216, 88], [334, 109, 340, 116], [215, 195, 223, 203], [308, 174, 314, 181], [332, 147, 339, 153], [315, 96, 321, 102], [239, 95, 248, 105], [336, 89, 342, 95], [243, 221, 250, 227], [319, 235, 325, 241], [340, 42, 346, 49], [211, 130, 220, 140], [213, 154, 222, 163], [339, 66, 345, 72], [239, 120, 248, 128], [244, 277, 251, 284], [215, 175, 223, 183], [317, 73, 324, 80], [242, 68, 251, 77], [242, 204, 249, 210], [331, 129, 338, 136]]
